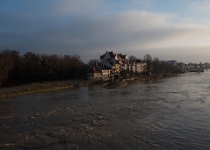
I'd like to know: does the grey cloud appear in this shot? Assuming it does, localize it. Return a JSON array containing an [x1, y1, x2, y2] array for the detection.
[[1, 2, 210, 63], [52, 0, 105, 16], [145, 46, 210, 64]]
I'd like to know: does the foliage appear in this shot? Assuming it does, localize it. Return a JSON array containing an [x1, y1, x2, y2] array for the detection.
[[144, 54, 152, 72], [0, 50, 87, 87], [129, 55, 137, 61], [151, 57, 179, 77]]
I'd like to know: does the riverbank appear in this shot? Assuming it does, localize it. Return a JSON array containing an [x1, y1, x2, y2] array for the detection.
[[0, 80, 95, 98], [104, 73, 176, 89], [0, 73, 176, 98], [104, 77, 152, 89]]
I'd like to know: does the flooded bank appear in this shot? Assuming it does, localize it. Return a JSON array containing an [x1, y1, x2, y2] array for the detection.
[[0, 72, 210, 149], [0, 80, 94, 98]]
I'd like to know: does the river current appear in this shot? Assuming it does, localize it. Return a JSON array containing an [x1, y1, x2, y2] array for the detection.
[[0, 72, 210, 149]]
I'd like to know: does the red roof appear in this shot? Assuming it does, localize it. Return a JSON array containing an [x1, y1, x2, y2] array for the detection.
[[88, 66, 101, 73]]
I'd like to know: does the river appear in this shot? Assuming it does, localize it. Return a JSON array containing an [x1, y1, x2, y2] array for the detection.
[[0, 72, 210, 149]]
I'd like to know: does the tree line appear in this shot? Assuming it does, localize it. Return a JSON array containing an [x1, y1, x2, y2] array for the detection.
[[1, 49, 201, 87], [144, 54, 180, 78], [120, 54, 179, 78], [0, 50, 88, 87]]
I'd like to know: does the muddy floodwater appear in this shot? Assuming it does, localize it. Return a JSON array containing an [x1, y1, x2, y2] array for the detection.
[[1, 72, 210, 149]]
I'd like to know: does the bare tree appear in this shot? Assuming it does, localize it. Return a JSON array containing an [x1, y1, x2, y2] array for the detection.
[[129, 55, 137, 61], [144, 54, 153, 72], [0, 50, 87, 87], [88, 59, 99, 66]]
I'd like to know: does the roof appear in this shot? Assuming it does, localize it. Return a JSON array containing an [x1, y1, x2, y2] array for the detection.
[[136, 59, 143, 63], [108, 51, 116, 58], [100, 51, 116, 60], [100, 55, 105, 60], [101, 66, 111, 70], [88, 66, 101, 73], [100, 51, 129, 65], [101, 60, 113, 68], [118, 54, 127, 60]]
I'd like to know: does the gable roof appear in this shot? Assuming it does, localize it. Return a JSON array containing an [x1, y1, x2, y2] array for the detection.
[[101, 60, 113, 69], [108, 51, 116, 58], [88, 66, 101, 73], [100, 51, 117, 60]]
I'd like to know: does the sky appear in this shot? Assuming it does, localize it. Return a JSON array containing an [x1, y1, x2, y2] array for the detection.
[[1, 0, 210, 63]]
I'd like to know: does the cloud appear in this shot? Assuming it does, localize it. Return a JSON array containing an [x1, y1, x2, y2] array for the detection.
[[146, 46, 210, 63], [52, 0, 105, 16], [1, 1, 210, 63], [74, 11, 210, 49], [130, 0, 153, 6], [190, 0, 210, 12], [48, 10, 210, 62]]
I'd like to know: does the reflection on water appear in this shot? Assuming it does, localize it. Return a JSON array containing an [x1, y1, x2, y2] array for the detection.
[[1, 72, 210, 149]]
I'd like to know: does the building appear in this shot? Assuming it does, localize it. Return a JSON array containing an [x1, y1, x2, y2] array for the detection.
[[188, 63, 200, 72], [100, 51, 129, 63], [178, 62, 188, 73], [166, 60, 178, 66], [135, 59, 147, 73], [87, 66, 102, 80], [88, 51, 147, 81], [87, 61, 112, 81]]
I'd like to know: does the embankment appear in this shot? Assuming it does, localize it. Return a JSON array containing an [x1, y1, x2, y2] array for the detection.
[[0, 80, 94, 98], [0, 73, 177, 98], [104, 73, 177, 89]]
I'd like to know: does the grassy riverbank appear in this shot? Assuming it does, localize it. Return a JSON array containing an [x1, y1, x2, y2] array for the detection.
[[0, 80, 94, 98], [0, 73, 176, 98]]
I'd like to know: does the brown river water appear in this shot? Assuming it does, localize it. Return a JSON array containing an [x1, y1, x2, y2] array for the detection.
[[0, 72, 210, 149]]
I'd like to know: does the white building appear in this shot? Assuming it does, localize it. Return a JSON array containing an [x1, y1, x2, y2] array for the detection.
[[166, 60, 178, 66]]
